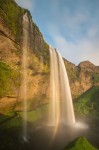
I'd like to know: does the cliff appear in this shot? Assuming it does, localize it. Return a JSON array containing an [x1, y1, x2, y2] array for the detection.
[[0, 0, 50, 114], [64, 59, 99, 98], [0, 0, 99, 115]]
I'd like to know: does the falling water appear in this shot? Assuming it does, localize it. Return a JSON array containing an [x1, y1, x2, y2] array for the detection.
[[49, 46, 75, 126], [49, 46, 60, 126], [58, 51, 75, 125], [21, 12, 29, 141]]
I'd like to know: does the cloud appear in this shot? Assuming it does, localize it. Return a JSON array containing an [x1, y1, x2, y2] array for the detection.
[[15, 0, 34, 10], [15, 0, 99, 66], [45, 0, 99, 66], [49, 25, 99, 66]]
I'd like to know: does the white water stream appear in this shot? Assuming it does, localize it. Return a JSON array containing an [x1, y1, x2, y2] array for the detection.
[[49, 46, 75, 126]]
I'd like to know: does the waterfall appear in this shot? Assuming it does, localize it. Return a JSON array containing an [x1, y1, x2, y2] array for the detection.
[[49, 46, 75, 126], [58, 51, 75, 124], [49, 47, 60, 126], [21, 12, 29, 141]]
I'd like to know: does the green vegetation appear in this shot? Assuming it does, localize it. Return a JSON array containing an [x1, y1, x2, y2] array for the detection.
[[74, 86, 99, 116], [29, 53, 49, 73], [93, 73, 99, 83], [67, 67, 78, 82], [19, 104, 49, 122], [0, 115, 22, 129], [0, 61, 20, 97], [64, 137, 97, 150], [0, 0, 24, 41], [0, 104, 48, 129], [0, 0, 50, 65], [29, 14, 49, 66]]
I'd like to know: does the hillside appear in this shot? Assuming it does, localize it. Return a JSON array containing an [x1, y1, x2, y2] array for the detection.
[[64, 59, 99, 98], [64, 137, 97, 150], [74, 86, 99, 116]]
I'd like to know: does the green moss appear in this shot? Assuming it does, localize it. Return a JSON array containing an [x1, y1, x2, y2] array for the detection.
[[19, 104, 49, 122], [74, 86, 99, 116], [0, 61, 20, 97], [0, 0, 24, 42], [0, 0, 50, 65], [93, 73, 99, 83], [0, 104, 48, 129], [64, 137, 97, 150], [0, 115, 22, 129], [0, 114, 9, 123], [68, 68, 78, 81]]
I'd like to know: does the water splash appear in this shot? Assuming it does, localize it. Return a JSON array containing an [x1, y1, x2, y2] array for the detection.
[[75, 122, 89, 129], [49, 46, 75, 127]]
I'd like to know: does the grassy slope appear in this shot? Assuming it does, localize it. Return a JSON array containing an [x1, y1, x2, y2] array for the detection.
[[74, 86, 99, 116], [64, 137, 97, 150]]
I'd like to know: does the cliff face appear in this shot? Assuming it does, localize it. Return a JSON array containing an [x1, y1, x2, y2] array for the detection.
[[0, 0, 99, 114], [0, 0, 50, 114], [64, 59, 99, 98], [0, 0, 49, 65]]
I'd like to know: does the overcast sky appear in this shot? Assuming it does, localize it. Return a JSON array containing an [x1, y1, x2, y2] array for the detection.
[[15, 0, 99, 66]]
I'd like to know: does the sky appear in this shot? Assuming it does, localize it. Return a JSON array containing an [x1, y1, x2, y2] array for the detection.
[[15, 0, 99, 66]]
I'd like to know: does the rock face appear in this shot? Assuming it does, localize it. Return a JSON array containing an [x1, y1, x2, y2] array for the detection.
[[0, 0, 99, 114], [0, 0, 50, 113], [64, 59, 99, 98]]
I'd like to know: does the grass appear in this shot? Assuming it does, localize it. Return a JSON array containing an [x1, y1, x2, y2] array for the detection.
[[64, 137, 97, 150], [74, 86, 99, 116]]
